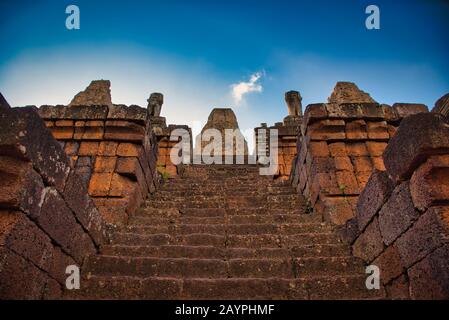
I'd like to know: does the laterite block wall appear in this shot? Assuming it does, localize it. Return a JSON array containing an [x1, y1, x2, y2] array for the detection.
[[290, 102, 427, 225], [343, 113, 449, 299], [38, 104, 159, 226], [0, 96, 108, 299]]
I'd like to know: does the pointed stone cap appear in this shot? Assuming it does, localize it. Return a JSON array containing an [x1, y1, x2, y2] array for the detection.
[[328, 82, 376, 105], [199, 108, 248, 156], [69, 80, 113, 107], [202, 108, 240, 131]]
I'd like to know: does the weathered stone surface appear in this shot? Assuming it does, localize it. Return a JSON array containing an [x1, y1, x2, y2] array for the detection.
[[383, 113, 449, 182], [104, 121, 145, 142], [302, 103, 328, 126], [39, 105, 109, 120], [0, 247, 48, 299], [108, 104, 147, 123], [392, 103, 428, 119], [352, 217, 384, 263], [198, 108, 248, 156], [0, 157, 46, 218], [69, 80, 112, 107], [408, 245, 449, 299], [432, 93, 449, 118], [409, 155, 449, 212], [337, 218, 359, 245], [373, 245, 404, 285], [0, 107, 71, 193], [327, 82, 376, 105], [307, 119, 346, 141], [385, 274, 410, 300], [345, 120, 367, 140], [378, 182, 420, 246], [396, 206, 449, 268], [38, 188, 96, 263], [63, 170, 106, 246], [356, 170, 395, 231]]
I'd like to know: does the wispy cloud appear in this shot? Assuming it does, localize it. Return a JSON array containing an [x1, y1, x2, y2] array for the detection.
[[230, 71, 264, 105]]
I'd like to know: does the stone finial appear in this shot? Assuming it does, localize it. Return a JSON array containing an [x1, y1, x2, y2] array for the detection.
[[285, 91, 302, 117], [69, 80, 113, 107], [198, 108, 248, 156], [147, 93, 164, 117], [328, 82, 376, 105], [432, 93, 449, 118]]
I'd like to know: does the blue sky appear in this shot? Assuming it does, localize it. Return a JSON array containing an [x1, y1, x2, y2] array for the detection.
[[1, 0, 448, 148]]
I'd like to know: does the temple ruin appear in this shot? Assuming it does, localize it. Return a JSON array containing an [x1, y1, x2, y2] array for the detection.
[[0, 80, 448, 300]]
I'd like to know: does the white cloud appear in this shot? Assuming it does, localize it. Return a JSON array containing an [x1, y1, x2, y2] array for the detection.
[[230, 71, 264, 105]]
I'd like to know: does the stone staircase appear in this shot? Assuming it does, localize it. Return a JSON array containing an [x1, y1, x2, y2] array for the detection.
[[71, 165, 384, 299]]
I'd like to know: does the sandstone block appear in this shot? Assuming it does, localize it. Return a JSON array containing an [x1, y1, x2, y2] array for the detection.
[[352, 217, 384, 263], [307, 119, 346, 141], [104, 123, 145, 142], [88, 172, 113, 197], [396, 206, 449, 268], [321, 196, 357, 225], [0, 247, 48, 299], [303, 103, 328, 126], [392, 103, 428, 119], [378, 182, 420, 246], [372, 245, 404, 285], [346, 143, 369, 156], [50, 127, 74, 140], [336, 171, 360, 195], [408, 245, 449, 299], [409, 155, 449, 212], [309, 141, 330, 157], [385, 274, 410, 300], [353, 156, 373, 172], [366, 141, 388, 157], [371, 156, 386, 171], [328, 142, 347, 157], [0, 157, 46, 219], [117, 143, 140, 157], [94, 156, 117, 173], [356, 170, 395, 231], [366, 121, 389, 140], [383, 113, 449, 182], [107, 104, 147, 123], [0, 107, 70, 192], [78, 141, 99, 156], [334, 156, 353, 171], [38, 188, 96, 263], [98, 141, 118, 156], [345, 120, 367, 140], [63, 170, 106, 246]]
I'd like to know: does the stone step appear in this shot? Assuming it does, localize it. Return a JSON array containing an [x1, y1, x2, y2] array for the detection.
[[129, 213, 321, 226], [85, 256, 362, 279], [101, 244, 350, 259], [85, 256, 295, 278], [226, 233, 341, 248], [110, 232, 340, 248], [124, 223, 333, 235], [69, 275, 384, 300], [136, 208, 308, 218]]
